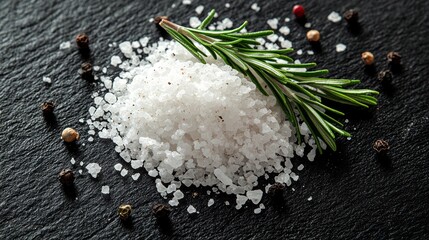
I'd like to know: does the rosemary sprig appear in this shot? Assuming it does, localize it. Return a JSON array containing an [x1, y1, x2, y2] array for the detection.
[[159, 10, 379, 153]]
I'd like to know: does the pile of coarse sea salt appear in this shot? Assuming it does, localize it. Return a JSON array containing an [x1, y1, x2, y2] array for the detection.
[[86, 21, 323, 213]]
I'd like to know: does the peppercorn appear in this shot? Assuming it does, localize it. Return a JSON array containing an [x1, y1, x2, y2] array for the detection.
[[378, 70, 393, 82], [361, 51, 375, 65], [387, 51, 401, 65], [61, 128, 80, 143], [41, 101, 55, 114], [154, 15, 169, 25], [75, 33, 89, 49], [373, 139, 390, 153], [80, 62, 93, 80], [268, 183, 285, 197], [292, 5, 305, 18], [118, 204, 132, 220], [59, 169, 75, 186], [152, 203, 171, 219], [306, 30, 320, 43], [343, 9, 359, 24]]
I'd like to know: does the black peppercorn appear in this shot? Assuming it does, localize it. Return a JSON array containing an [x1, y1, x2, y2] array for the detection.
[[268, 183, 285, 197], [118, 204, 132, 220], [41, 101, 55, 114], [81, 62, 93, 80], [387, 51, 401, 65], [75, 33, 89, 49], [152, 203, 171, 219], [59, 169, 75, 186], [378, 70, 393, 82], [343, 9, 359, 24], [154, 15, 169, 25], [373, 139, 390, 153]]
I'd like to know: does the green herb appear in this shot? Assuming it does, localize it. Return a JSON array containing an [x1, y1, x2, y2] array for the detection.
[[159, 10, 379, 152]]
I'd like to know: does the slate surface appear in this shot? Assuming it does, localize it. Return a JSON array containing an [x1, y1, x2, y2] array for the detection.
[[1, 0, 428, 239]]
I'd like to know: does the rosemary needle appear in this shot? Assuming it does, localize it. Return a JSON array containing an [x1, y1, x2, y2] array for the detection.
[[159, 10, 379, 153]]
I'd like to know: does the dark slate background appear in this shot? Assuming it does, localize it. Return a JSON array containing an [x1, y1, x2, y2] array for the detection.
[[1, 0, 428, 239]]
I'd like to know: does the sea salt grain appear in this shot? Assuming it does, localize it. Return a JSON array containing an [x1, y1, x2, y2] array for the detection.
[[182, 0, 192, 5], [189, 17, 201, 28], [187, 205, 197, 214], [42, 77, 52, 84], [208, 199, 214, 207], [336, 43, 347, 52], [120, 168, 128, 177], [101, 185, 110, 194], [86, 163, 101, 178], [251, 3, 260, 12], [131, 173, 140, 180], [328, 11, 342, 23], [279, 26, 290, 35], [267, 18, 279, 29], [114, 163, 123, 171], [59, 41, 71, 50], [70, 158, 76, 165], [195, 5, 204, 15]]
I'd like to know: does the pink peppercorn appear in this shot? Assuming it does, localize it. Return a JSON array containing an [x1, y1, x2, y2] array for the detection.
[[293, 5, 305, 18]]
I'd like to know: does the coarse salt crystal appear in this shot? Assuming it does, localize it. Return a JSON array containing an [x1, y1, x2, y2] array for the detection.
[[182, 0, 192, 5], [114, 163, 122, 171], [131, 173, 140, 180], [208, 199, 214, 207], [327, 11, 342, 23], [308, 196, 313, 201], [120, 168, 128, 177], [195, 5, 204, 15], [110, 56, 122, 67], [42, 77, 52, 84], [86, 163, 101, 178], [336, 43, 347, 52], [59, 41, 71, 50], [267, 18, 279, 29], [225, 3, 230, 8], [101, 185, 110, 194], [189, 17, 201, 28], [70, 158, 76, 165], [251, 3, 260, 12], [297, 164, 304, 171], [187, 205, 197, 214], [279, 26, 290, 35], [304, 22, 312, 28]]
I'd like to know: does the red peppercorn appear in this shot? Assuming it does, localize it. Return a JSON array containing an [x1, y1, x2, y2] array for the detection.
[[293, 5, 305, 18]]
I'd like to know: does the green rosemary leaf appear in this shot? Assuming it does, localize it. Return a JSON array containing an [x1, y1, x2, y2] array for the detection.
[[198, 9, 216, 30], [213, 45, 248, 71], [247, 67, 269, 96], [237, 48, 294, 54], [295, 106, 324, 153], [189, 21, 248, 36], [325, 121, 351, 137], [302, 98, 345, 116], [228, 30, 274, 38], [212, 38, 243, 46], [285, 69, 330, 77], [242, 57, 286, 81], [270, 62, 317, 68], [164, 27, 207, 63]]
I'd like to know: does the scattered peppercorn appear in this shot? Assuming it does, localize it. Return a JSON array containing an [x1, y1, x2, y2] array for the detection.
[[152, 203, 171, 219], [118, 204, 132, 220], [41, 101, 55, 114], [59, 169, 75, 186], [75, 33, 89, 49], [306, 30, 320, 43], [268, 183, 285, 197], [378, 70, 393, 82], [154, 15, 169, 25], [387, 51, 401, 65], [373, 139, 390, 153], [343, 9, 359, 24], [361, 51, 375, 65], [80, 62, 93, 80], [61, 128, 80, 143], [292, 5, 305, 18]]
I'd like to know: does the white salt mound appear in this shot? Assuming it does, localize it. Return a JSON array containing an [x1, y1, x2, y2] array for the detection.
[[87, 38, 318, 210]]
